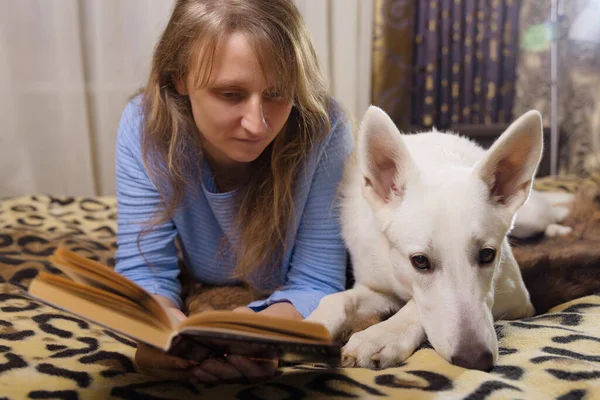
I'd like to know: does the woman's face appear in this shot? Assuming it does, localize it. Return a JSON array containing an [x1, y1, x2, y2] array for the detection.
[[177, 32, 293, 170]]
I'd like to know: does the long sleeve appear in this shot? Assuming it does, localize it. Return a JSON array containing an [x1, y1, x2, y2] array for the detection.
[[248, 113, 353, 317], [113, 98, 182, 308]]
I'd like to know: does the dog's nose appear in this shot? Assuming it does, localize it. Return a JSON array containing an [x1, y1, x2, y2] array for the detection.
[[451, 350, 494, 371]]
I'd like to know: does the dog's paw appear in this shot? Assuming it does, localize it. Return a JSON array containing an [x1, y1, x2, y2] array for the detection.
[[545, 223, 572, 237], [341, 325, 416, 369]]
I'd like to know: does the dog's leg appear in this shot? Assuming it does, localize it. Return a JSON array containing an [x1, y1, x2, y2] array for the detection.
[[342, 299, 425, 369], [493, 239, 536, 320], [305, 284, 401, 340]]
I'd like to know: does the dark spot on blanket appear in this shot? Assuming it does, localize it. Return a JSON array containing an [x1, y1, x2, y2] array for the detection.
[[0, 293, 40, 312], [509, 322, 578, 333], [46, 344, 67, 351], [78, 351, 137, 377], [376, 371, 453, 392], [0, 319, 35, 341], [32, 314, 89, 339], [49, 337, 98, 358], [546, 369, 600, 381], [0, 234, 14, 247], [7, 268, 43, 290], [541, 346, 600, 363], [36, 363, 91, 388], [10, 205, 38, 213], [462, 380, 522, 400], [499, 347, 518, 356], [80, 198, 111, 212], [0, 352, 28, 373], [552, 334, 600, 344], [0, 252, 26, 266], [561, 303, 600, 313], [17, 236, 55, 256], [16, 216, 44, 227], [28, 390, 79, 400], [491, 365, 524, 381], [556, 389, 587, 400], [305, 372, 387, 397], [531, 356, 570, 364]]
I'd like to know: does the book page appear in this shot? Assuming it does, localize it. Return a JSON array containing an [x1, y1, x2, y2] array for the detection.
[[28, 275, 173, 350], [36, 272, 169, 330], [179, 310, 332, 343], [51, 247, 171, 328]]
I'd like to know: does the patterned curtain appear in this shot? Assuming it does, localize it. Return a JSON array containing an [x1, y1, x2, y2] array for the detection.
[[411, 0, 521, 129], [371, 0, 416, 131]]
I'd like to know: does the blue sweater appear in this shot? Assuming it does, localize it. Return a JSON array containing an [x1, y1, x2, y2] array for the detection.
[[114, 96, 353, 317]]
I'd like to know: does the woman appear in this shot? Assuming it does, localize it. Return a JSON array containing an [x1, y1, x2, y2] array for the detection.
[[115, 0, 352, 383]]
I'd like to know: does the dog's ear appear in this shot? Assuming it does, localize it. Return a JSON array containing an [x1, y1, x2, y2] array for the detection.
[[357, 106, 416, 206], [474, 110, 543, 213]]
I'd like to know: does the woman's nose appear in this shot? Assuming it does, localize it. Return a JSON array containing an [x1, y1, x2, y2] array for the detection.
[[241, 98, 267, 136]]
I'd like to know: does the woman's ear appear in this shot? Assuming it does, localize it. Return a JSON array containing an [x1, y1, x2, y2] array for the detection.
[[173, 74, 188, 95]]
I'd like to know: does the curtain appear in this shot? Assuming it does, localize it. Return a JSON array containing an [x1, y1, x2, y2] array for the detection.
[[294, 0, 374, 124], [372, 0, 520, 130], [412, 0, 521, 129], [371, 0, 416, 131], [0, 0, 373, 198], [0, 0, 174, 198]]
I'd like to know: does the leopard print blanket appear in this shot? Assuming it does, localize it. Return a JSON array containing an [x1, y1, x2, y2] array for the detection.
[[1, 194, 600, 399]]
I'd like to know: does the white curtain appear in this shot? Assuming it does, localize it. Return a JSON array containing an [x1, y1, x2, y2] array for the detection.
[[0, 0, 372, 198]]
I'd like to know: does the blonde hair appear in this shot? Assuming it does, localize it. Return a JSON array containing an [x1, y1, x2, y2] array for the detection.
[[140, 0, 337, 290]]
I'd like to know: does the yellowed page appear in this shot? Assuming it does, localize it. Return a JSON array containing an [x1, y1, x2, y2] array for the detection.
[[51, 248, 171, 328], [38, 272, 165, 329], [29, 277, 172, 350], [180, 310, 331, 342]]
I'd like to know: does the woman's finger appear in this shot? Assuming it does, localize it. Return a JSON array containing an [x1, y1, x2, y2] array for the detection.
[[194, 358, 244, 381], [226, 355, 278, 381], [167, 307, 187, 321], [232, 306, 256, 314], [190, 366, 220, 383], [135, 342, 192, 370]]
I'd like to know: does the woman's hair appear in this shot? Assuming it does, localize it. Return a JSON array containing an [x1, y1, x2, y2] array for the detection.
[[140, 0, 335, 290]]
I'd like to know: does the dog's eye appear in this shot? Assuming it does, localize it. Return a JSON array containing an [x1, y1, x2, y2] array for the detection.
[[479, 248, 496, 264], [411, 254, 430, 270]]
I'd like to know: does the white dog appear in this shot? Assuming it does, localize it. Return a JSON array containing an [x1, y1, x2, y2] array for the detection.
[[307, 107, 544, 371]]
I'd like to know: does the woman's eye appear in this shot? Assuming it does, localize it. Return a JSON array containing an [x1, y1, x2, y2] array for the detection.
[[410, 254, 431, 271], [478, 248, 496, 265], [220, 92, 242, 100], [263, 90, 283, 100]]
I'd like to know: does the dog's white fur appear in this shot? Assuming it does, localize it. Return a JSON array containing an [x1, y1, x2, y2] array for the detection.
[[307, 107, 544, 371]]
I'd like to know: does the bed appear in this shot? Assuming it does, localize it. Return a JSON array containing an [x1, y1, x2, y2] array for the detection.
[[1, 176, 599, 399]]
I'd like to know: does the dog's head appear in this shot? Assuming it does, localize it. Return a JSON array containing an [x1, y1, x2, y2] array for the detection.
[[356, 107, 543, 370]]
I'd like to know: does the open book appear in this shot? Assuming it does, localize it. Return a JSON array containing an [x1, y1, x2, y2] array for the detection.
[[27, 247, 341, 366]]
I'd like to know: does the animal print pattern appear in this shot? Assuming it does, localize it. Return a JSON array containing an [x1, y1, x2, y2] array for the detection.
[[533, 171, 600, 194], [1, 194, 600, 399]]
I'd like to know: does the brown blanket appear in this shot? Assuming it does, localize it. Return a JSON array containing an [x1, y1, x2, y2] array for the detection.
[[512, 188, 600, 313]]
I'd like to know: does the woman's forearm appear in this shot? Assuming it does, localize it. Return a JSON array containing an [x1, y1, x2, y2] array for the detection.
[[233, 302, 303, 320], [152, 294, 179, 309], [259, 302, 303, 320]]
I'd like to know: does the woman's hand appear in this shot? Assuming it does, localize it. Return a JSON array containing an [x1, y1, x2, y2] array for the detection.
[[136, 297, 301, 383], [135, 306, 213, 380], [189, 303, 301, 383], [136, 295, 215, 380]]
